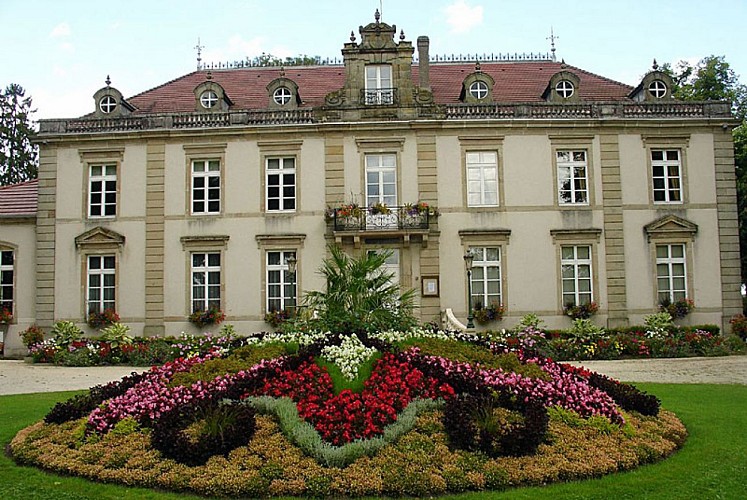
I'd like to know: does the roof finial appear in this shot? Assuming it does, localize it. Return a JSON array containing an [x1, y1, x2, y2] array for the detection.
[[475, 61, 481, 73], [350, 30, 356, 43], [374, 8, 380, 24], [194, 37, 205, 70], [280, 66, 285, 77], [105, 75, 111, 87], [399, 29, 405, 41], [560, 58, 566, 69], [652, 58, 659, 70], [547, 27, 558, 62]]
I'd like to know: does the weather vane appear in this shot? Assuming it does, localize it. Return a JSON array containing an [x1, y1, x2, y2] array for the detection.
[[194, 37, 205, 70], [547, 27, 559, 62]]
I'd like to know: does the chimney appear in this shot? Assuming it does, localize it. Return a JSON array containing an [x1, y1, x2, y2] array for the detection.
[[417, 36, 430, 90]]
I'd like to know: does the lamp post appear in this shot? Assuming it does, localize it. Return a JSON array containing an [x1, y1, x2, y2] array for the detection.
[[285, 254, 298, 314], [463, 250, 475, 329]]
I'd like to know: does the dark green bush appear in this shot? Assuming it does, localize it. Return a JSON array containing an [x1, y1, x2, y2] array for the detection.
[[587, 373, 660, 416], [150, 399, 256, 466]]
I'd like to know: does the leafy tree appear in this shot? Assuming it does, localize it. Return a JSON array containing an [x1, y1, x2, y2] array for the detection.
[[295, 246, 417, 334], [0, 83, 38, 185], [246, 53, 323, 67]]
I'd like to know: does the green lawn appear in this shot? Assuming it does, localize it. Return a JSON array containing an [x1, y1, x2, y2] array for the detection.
[[1, 384, 745, 499]]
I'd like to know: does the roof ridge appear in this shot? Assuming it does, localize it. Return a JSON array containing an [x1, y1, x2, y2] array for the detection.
[[563, 63, 635, 91], [0, 178, 38, 191], [126, 70, 202, 103]]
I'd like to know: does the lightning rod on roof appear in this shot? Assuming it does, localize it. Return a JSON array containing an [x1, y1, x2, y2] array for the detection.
[[194, 37, 205, 70], [547, 27, 558, 62]]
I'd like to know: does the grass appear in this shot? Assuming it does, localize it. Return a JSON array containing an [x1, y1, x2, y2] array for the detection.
[[1, 384, 745, 499]]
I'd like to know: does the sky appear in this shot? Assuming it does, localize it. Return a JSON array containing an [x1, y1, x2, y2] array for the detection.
[[1, 0, 745, 121]]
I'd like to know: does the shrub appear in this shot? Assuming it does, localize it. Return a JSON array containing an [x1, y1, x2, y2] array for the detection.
[[516, 313, 545, 331], [442, 391, 549, 457], [51, 320, 83, 347], [19, 324, 44, 348], [99, 323, 133, 349], [568, 318, 605, 340], [586, 372, 660, 416], [150, 399, 256, 466], [729, 314, 747, 341]]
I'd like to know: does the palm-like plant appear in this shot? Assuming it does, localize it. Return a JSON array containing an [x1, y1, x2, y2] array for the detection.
[[298, 246, 417, 334]]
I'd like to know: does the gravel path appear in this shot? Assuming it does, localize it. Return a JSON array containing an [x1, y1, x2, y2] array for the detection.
[[0, 356, 745, 396]]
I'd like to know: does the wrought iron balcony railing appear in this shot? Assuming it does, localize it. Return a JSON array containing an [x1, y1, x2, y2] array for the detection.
[[361, 88, 398, 106], [330, 205, 432, 231]]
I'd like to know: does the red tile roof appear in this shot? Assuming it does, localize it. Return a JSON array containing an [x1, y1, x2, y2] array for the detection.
[[0, 180, 38, 217], [125, 61, 633, 114]]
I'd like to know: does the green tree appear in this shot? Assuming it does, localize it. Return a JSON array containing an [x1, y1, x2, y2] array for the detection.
[[295, 246, 417, 334], [0, 83, 37, 185]]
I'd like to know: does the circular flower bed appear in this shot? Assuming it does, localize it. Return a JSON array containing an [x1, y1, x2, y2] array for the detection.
[[10, 329, 687, 497]]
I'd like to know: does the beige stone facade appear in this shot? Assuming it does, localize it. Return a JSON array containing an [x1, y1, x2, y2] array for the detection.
[[0, 14, 740, 355]]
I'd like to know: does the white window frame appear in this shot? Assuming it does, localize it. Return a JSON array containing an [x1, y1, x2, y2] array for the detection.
[[556, 80, 575, 98], [365, 154, 397, 207], [557, 150, 589, 205], [266, 250, 297, 312], [0, 250, 14, 315], [561, 245, 593, 307], [466, 151, 499, 207], [191, 252, 221, 313], [99, 95, 117, 114], [200, 90, 218, 109], [87, 254, 116, 314], [648, 80, 667, 98], [469, 81, 488, 99], [656, 243, 687, 303], [266, 157, 296, 212], [88, 164, 117, 218], [365, 65, 393, 105], [651, 149, 682, 203], [191, 159, 221, 214], [469, 246, 502, 308], [273, 87, 292, 105]]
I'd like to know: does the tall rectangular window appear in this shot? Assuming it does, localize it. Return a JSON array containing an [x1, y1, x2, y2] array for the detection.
[[561, 245, 593, 307], [191, 252, 221, 312], [469, 247, 502, 308], [656, 244, 687, 303], [365, 154, 397, 207], [87, 255, 115, 314], [466, 152, 498, 206], [266, 157, 296, 211], [0, 250, 14, 315], [192, 160, 221, 214], [266, 250, 297, 312], [652, 149, 682, 203], [365, 65, 393, 105], [557, 150, 588, 205], [89, 164, 117, 217]]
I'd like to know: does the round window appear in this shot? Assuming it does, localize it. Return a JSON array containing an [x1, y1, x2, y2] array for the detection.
[[200, 90, 219, 109], [273, 87, 292, 105], [99, 95, 117, 114], [469, 81, 489, 100], [648, 80, 667, 98], [555, 80, 574, 98]]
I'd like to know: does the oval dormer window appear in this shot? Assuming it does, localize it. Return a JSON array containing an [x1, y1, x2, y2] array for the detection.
[[648, 80, 667, 98], [273, 87, 292, 106], [469, 81, 488, 100], [555, 80, 575, 99], [200, 90, 218, 109], [99, 95, 117, 114]]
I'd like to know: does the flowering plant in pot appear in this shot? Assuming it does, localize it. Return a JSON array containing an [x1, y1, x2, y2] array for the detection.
[[87, 308, 120, 329], [659, 298, 694, 319], [473, 301, 505, 324], [564, 301, 599, 320], [264, 308, 292, 329], [189, 307, 225, 328], [0, 307, 12, 324]]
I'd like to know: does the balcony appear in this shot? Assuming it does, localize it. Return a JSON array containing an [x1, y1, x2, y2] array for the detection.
[[361, 88, 398, 106], [327, 203, 436, 247]]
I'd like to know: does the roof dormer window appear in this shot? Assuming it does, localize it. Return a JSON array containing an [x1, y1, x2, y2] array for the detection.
[[469, 81, 489, 100], [273, 87, 292, 106], [364, 65, 394, 105], [648, 80, 667, 98], [99, 95, 117, 114], [555, 80, 575, 99], [200, 90, 219, 109]]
